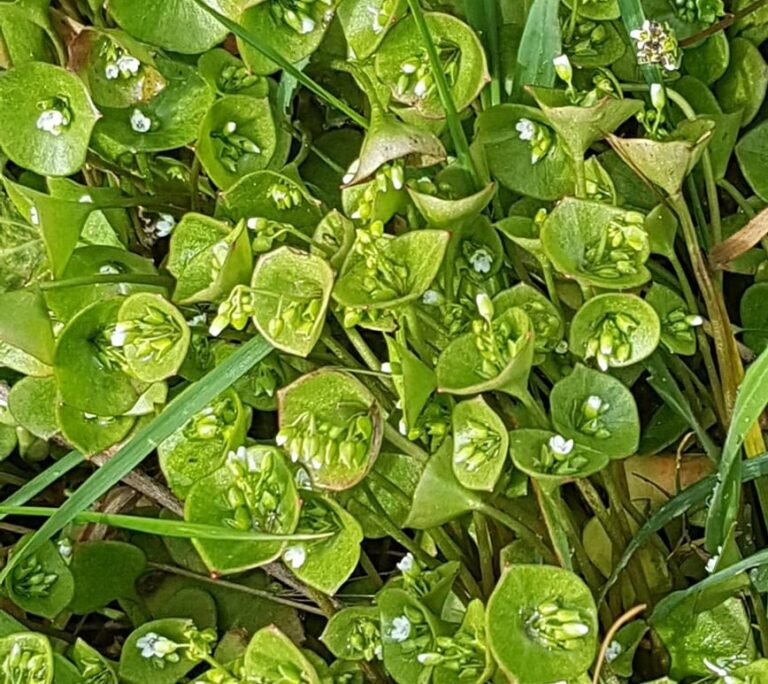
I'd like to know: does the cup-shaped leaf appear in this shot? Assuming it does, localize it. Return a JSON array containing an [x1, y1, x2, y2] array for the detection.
[[217, 169, 323, 232], [108, 0, 241, 54], [550, 364, 640, 459], [408, 181, 496, 228], [509, 428, 609, 481], [197, 95, 277, 189], [494, 284, 565, 358], [433, 599, 493, 684], [0, 633, 52, 684], [118, 618, 203, 684], [374, 12, 489, 119], [312, 210, 356, 270], [405, 438, 483, 528], [378, 588, 441, 684], [542, 198, 651, 289], [250, 247, 334, 358], [342, 166, 407, 225], [741, 282, 768, 354], [282, 493, 362, 595], [278, 369, 382, 490], [455, 215, 505, 281], [386, 559, 460, 616], [436, 307, 535, 397], [0, 289, 55, 377], [645, 283, 699, 356], [451, 396, 509, 492], [344, 106, 446, 186], [116, 293, 190, 383], [93, 56, 214, 153], [0, 61, 98, 176], [69, 28, 166, 109], [569, 293, 661, 371], [7, 376, 58, 440], [167, 213, 252, 304], [70, 639, 117, 684], [54, 298, 147, 415], [338, 0, 406, 59], [608, 118, 715, 196], [487, 564, 599, 684], [185, 446, 301, 574], [495, 215, 548, 265], [197, 48, 269, 98], [237, 0, 340, 75], [56, 403, 136, 457], [715, 37, 768, 127], [158, 388, 249, 499], [244, 626, 320, 684], [385, 335, 436, 433], [7, 535, 74, 619], [475, 104, 576, 201], [645, 203, 678, 258], [529, 88, 643, 160], [334, 230, 449, 311], [321, 606, 382, 661]]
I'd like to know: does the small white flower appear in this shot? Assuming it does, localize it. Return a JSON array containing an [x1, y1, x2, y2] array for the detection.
[[104, 62, 120, 80], [705, 546, 722, 573], [515, 118, 536, 142], [586, 395, 603, 412], [605, 640, 622, 663], [389, 615, 411, 642], [294, 468, 312, 490], [36, 109, 66, 136], [476, 292, 494, 321], [374, 644, 383, 660], [223, 120, 237, 135], [398, 419, 408, 436], [227, 445, 248, 465], [380, 362, 392, 374], [154, 213, 176, 238], [552, 54, 572, 83], [422, 289, 440, 305], [284, 545, 306, 569], [396, 553, 415, 573], [554, 340, 569, 354], [276, 432, 289, 447], [116, 54, 140, 76], [417, 654, 430, 664], [597, 352, 610, 372], [687, 314, 704, 327], [401, 62, 418, 75], [300, 15, 316, 33], [29, 207, 39, 225], [311, 457, 322, 470], [413, 79, 428, 98], [110, 326, 128, 347], [650, 82, 666, 111], [549, 434, 574, 456], [130, 109, 152, 133], [469, 248, 493, 274], [79, 194, 93, 204], [136, 632, 177, 660], [57, 538, 73, 559]]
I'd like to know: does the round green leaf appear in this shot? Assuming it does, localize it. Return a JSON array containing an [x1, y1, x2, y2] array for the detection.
[[569, 293, 661, 371], [509, 428, 609, 481], [197, 49, 270, 98], [321, 607, 382, 661], [277, 369, 382, 490], [185, 446, 301, 574], [683, 32, 730, 85], [251, 247, 334, 357], [7, 376, 57, 440], [0, 61, 98, 176], [715, 37, 768, 127], [741, 281, 768, 353], [645, 283, 699, 356], [338, 0, 406, 59], [56, 403, 136, 456], [550, 364, 640, 459], [375, 12, 488, 119], [494, 283, 565, 359], [735, 119, 768, 202], [486, 564, 598, 684], [243, 626, 320, 683], [0, 632, 53, 684], [70, 638, 118, 684]]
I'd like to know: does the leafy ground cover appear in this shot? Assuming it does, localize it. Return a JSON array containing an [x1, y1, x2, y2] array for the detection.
[[2, 0, 768, 682]]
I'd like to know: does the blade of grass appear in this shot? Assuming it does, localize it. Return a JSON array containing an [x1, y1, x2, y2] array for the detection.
[[186, 0, 368, 129], [0, 450, 85, 520], [0, 335, 272, 585], [512, 0, 561, 101], [616, 0, 664, 86], [0, 506, 330, 542], [404, 0, 481, 189], [600, 451, 768, 603]]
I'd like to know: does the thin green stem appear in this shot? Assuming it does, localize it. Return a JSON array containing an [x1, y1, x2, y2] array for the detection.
[[574, 155, 587, 198], [39, 274, 174, 291], [382, 423, 430, 463], [477, 503, 555, 563], [473, 511, 495, 598]]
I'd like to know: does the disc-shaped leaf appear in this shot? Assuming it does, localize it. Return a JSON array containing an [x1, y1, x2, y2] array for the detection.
[[158, 388, 249, 499], [167, 213, 252, 304], [197, 95, 277, 189], [107, 0, 242, 54], [7, 376, 57, 440], [715, 37, 768, 127], [569, 293, 660, 371], [312, 210, 356, 270], [476, 104, 575, 201], [7, 535, 74, 619], [278, 369, 382, 490], [509, 428, 609, 481], [119, 618, 203, 684], [645, 283, 698, 356], [735, 119, 768, 202], [70, 639, 117, 684], [94, 57, 214, 153], [321, 607, 382, 661], [541, 198, 651, 289], [741, 282, 768, 354], [251, 247, 334, 357], [436, 307, 534, 397], [334, 230, 449, 310], [243, 626, 320, 683], [56, 403, 136, 456], [0, 61, 98, 176], [0, 632, 52, 684], [451, 396, 508, 492], [375, 12, 488, 119], [197, 49, 269, 98], [282, 493, 362, 595], [0, 288, 55, 377], [433, 599, 493, 684], [338, 0, 406, 59], [550, 364, 640, 459], [487, 564, 598, 684], [494, 284, 564, 358], [408, 182, 496, 228], [54, 298, 146, 416], [185, 446, 301, 574]]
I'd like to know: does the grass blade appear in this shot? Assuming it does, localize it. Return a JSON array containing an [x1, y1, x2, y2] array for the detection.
[[512, 0, 561, 101], [186, 0, 368, 129], [705, 345, 768, 553], [0, 450, 85, 520], [0, 335, 273, 584], [0, 506, 330, 542], [600, 451, 768, 603], [616, 0, 664, 86]]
